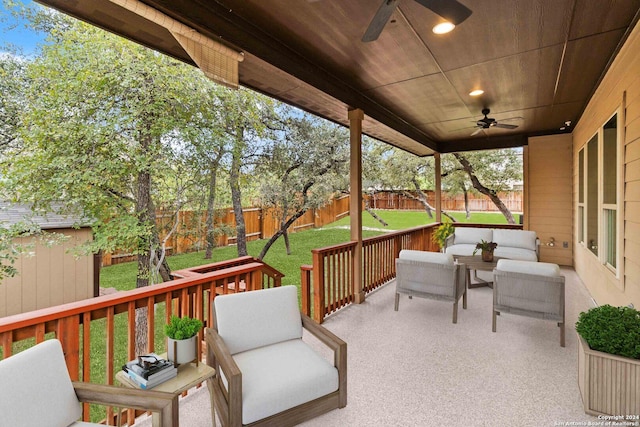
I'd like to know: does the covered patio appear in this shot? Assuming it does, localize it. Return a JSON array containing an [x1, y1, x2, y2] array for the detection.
[[135, 267, 595, 427], [3, 0, 640, 425]]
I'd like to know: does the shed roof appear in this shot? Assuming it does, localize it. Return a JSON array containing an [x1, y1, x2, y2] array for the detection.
[[0, 202, 90, 230]]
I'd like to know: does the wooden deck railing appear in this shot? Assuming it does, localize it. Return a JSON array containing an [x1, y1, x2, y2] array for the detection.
[[301, 224, 440, 323], [0, 259, 283, 424]]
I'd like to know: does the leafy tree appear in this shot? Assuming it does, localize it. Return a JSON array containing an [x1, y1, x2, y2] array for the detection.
[[447, 149, 522, 224], [218, 88, 276, 257], [363, 140, 456, 221], [256, 111, 349, 259], [0, 14, 213, 353]]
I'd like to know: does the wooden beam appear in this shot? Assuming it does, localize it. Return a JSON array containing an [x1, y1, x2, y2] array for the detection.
[[437, 134, 528, 153], [349, 108, 365, 304]]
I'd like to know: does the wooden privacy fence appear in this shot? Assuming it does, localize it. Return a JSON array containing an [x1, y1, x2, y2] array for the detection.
[[103, 196, 351, 266], [367, 190, 523, 212], [0, 257, 282, 425], [300, 223, 440, 323]]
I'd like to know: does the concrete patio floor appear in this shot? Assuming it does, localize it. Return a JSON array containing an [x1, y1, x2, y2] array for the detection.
[[136, 267, 599, 427]]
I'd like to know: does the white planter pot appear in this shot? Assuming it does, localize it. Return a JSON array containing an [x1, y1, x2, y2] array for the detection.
[[167, 336, 197, 365]]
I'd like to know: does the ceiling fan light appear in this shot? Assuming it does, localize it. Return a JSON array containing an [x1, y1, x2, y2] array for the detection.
[[433, 21, 455, 34], [469, 89, 484, 96]]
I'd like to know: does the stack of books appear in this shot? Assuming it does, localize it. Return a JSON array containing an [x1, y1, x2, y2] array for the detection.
[[122, 353, 177, 389]]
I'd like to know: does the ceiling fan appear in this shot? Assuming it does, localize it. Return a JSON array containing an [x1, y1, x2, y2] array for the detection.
[[362, 0, 472, 42], [470, 108, 521, 136]]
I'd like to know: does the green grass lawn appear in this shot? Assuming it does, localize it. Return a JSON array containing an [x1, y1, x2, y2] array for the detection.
[[324, 209, 512, 230]]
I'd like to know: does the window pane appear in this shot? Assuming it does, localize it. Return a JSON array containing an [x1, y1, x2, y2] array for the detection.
[[578, 149, 584, 203], [578, 206, 584, 244], [587, 135, 598, 256], [605, 208, 616, 268], [603, 114, 617, 205]]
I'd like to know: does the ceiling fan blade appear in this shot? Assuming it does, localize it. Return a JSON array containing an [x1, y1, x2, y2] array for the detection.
[[470, 127, 483, 136], [362, 0, 400, 42], [414, 0, 472, 25], [499, 116, 524, 122], [495, 123, 518, 129]]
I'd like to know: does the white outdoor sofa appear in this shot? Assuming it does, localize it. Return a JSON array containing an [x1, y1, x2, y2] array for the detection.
[[444, 227, 539, 261]]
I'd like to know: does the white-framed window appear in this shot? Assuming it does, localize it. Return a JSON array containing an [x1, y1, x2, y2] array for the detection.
[[578, 109, 622, 276]]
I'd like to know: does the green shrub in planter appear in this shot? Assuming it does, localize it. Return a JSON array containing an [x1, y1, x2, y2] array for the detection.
[[164, 315, 203, 340], [575, 304, 640, 359]]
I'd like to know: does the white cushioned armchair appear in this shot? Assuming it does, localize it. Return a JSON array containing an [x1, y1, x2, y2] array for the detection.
[[0, 339, 178, 427], [206, 285, 347, 426], [395, 250, 467, 323], [493, 259, 566, 346]]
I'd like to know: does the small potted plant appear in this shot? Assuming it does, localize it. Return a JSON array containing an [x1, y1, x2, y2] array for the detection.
[[164, 315, 203, 365], [575, 304, 640, 416], [473, 239, 498, 262], [432, 222, 455, 252]]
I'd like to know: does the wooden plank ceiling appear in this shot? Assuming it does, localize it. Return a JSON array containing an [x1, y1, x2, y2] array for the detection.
[[37, 0, 640, 156]]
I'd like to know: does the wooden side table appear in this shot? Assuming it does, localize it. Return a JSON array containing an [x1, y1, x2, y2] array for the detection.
[[454, 255, 504, 289], [117, 361, 215, 427]]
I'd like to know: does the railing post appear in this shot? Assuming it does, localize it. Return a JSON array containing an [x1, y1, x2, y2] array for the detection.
[[300, 265, 312, 317], [57, 316, 80, 381], [311, 250, 325, 324]]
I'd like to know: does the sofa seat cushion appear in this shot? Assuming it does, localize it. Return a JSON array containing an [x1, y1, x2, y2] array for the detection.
[[215, 286, 302, 355], [496, 259, 561, 277], [493, 229, 537, 251], [399, 250, 453, 265], [233, 339, 339, 425], [444, 244, 476, 257], [453, 227, 493, 245], [494, 247, 538, 261]]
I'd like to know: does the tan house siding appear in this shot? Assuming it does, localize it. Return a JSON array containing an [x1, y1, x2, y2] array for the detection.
[[0, 228, 94, 317], [573, 21, 640, 308], [526, 134, 573, 266]]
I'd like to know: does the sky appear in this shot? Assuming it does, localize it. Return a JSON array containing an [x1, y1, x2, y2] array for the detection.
[[0, 0, 46, 55]]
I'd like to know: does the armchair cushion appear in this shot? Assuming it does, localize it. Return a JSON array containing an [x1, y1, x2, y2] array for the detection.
[[214, 285, 302, 355], [229, 339, 339, 424], [0, 339, 82, 427], [496, 259, 561, 277], [398, 250, 453, 265]]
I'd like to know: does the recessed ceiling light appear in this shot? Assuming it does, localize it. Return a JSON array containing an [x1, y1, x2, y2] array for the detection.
[[433, 22, 455, 34], [469, 89, 484, 97]]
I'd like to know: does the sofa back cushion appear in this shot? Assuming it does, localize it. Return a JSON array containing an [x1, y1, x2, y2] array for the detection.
[[399, 250, 453, 265], [214, 286, 303, 355], [0, 339, 82, 427], [453, 227, 493, 245], [493, 229, 537, 251], [496, 259, 560, 277]]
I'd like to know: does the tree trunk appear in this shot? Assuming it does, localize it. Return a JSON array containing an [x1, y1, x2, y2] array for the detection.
[[281, 208, 292, 255], [400, 190, 458, 222], [454, 153, 516, 224], [258, 207, 309, 260], [204, 157, 221, 260], [364, 198, 388, 226], [230, 136, 247, 256], [463, 188, 471, 219]]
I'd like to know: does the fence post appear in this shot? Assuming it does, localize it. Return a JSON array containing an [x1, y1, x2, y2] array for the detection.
[[300, 265, 312, 317]]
